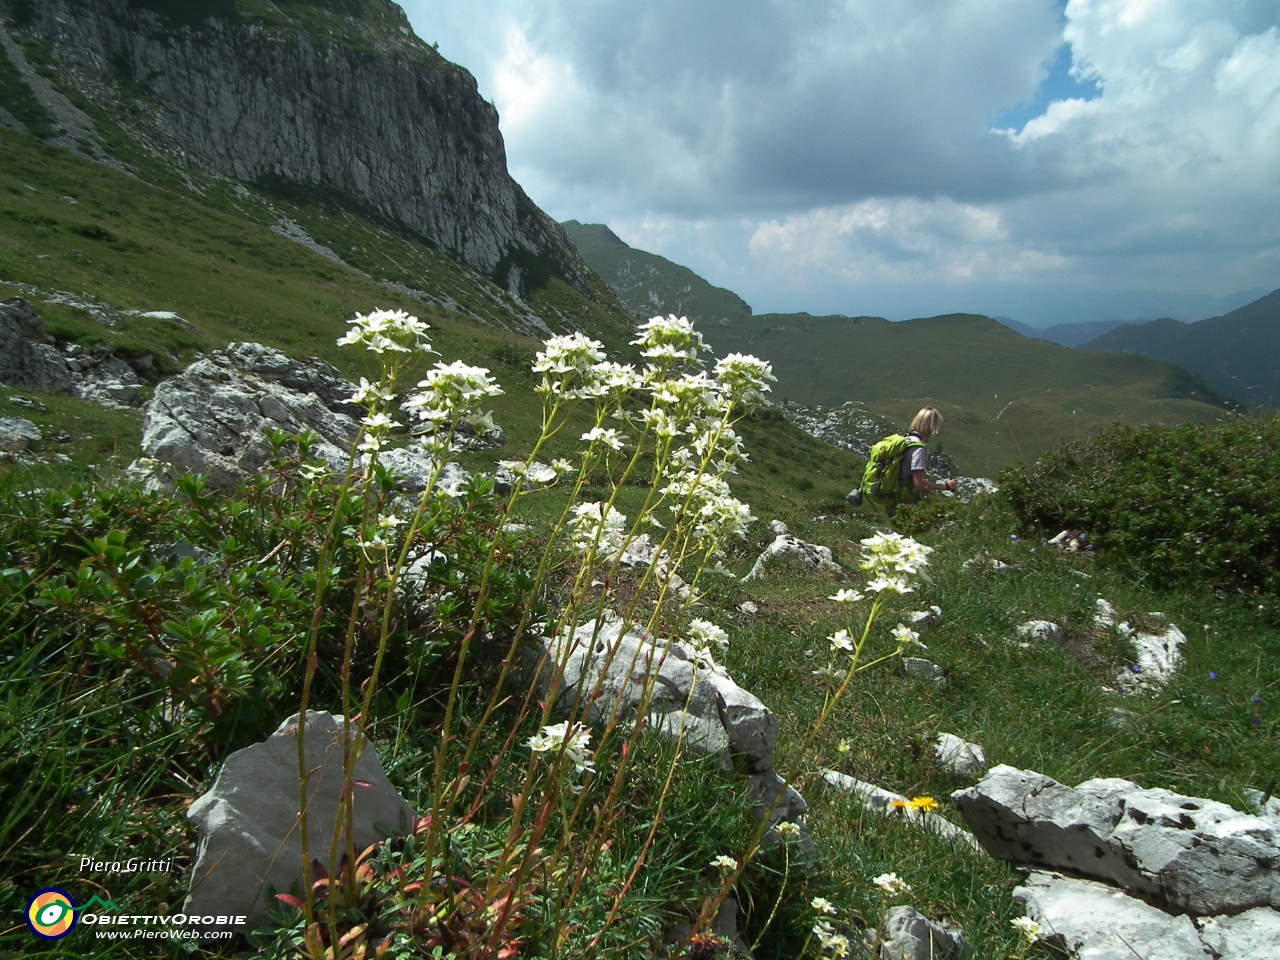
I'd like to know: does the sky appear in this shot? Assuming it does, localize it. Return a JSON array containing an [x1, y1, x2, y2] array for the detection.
[[400, 0, 1280, 327]]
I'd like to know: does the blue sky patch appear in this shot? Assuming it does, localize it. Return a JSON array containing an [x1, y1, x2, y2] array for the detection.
[[993, 43, 1101, 133]]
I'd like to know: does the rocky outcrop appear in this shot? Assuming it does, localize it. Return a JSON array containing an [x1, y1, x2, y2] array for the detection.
[[743, 532, 841, 581], [953, 765, 1280, 915], [139, 342, 361, 490], [933, 733, 987, 777], [537, 618, 810, 849], [0, 417, 41, 458], [0, 297, 74, 393], [878, 906, 970, 960], [185, 711, 415, 928], [3, 0, 587, 296]]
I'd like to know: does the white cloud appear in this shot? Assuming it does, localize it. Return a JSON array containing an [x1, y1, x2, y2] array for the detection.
[[400, 0, 1280, 324]]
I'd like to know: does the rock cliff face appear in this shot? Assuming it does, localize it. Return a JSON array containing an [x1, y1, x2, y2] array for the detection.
[[0, 0, 586, 295]]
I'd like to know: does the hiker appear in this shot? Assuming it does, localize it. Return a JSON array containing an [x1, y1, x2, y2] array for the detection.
[[847, 406, 958, 517]]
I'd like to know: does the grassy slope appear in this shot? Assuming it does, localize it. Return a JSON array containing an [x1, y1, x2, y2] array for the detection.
[[1080, 288, 1280, 408], [562, 220, 753, 324], [710, 312, 1237, 477], [565, 222, 1241, 477]]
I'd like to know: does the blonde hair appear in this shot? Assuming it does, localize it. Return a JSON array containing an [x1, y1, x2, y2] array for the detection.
[[910, 406, 943, 436]]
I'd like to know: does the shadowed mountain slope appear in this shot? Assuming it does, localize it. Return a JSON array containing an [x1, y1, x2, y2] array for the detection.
[[1079, 289, 1280, 408]]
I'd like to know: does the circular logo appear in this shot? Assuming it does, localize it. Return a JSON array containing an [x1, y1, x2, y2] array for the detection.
[[26, 889, 78, 940]]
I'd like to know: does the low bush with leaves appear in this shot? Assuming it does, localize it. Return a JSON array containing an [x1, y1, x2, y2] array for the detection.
[[1000, 413, 1280, 598]]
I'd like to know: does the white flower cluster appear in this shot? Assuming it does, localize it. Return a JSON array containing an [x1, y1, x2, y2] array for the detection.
[[533, 333, 608, 399], [812, 921, 850, 957], [714, 352, 775, 410], [568, 502, 628, 560], [688, 619, 729, 650], [890, 623, 926, 650], [402, 361, 503, 449], [632, 314, 707, 367], [526, 720, 594, 775], [336, 309, 434, 356], [1010, 917, 1043, 943], [872, 872, 911, 896], [859, 532, 933, 595]]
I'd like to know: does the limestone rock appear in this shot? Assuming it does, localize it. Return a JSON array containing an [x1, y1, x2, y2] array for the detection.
[[1243, 788, 1280, 827], [743, 533, 840, 581], [953, 765, 1280, 914], [821, 771, 982, 851], [739, 600, 759, 616], [492, 460, 557, 494], [538, 619, 808, 846], [0, 297, 73, 393], [373, 448, 470, 495], [1014, 872, 1212, 960], [139, 343, 360, 491], [1196, 907, 1280, 959], [1016, 620, 1065, 645], [933, 733, 987, 777], [185, 711, 415, 927], [903, 657, 946, 683], [906, 606, 942, 629], [0, 417, 41, 457], [879, 905, 969, 960]]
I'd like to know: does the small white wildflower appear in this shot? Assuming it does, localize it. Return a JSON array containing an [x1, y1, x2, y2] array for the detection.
[[1011, 917, 1043, 942], [810, 897, 837, 916], [551, 458, 574, 475], [581, 427, 624, 452], [526, 720, 594, 775], [361, 412, 398, 432], [828, 589, 864, 604], [348, 377, 395, 405], [632, 315, 707, 365], [866, 575, 913, 595], [688, 619, 730, 650], [891, 623, 925, 649], [713, 352, 775, 409], [357, 434, 384, 454], [811, 664, 843, 681], [775, 821, 802, 841], [711, 855, 738, 871], [376, 514, 405, 532], [568, 502, 628, 559], [828, 629, 854, 653], [298, 462, 327, 481], [872, 872, 911, 896]]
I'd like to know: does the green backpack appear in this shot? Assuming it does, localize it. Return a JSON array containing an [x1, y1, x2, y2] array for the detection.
[[857, 434, 927, 509]]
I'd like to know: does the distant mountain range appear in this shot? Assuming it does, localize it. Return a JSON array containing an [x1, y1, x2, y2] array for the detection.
[[563, 221, 1240, 475], [1075, 289, 1280, 408], [993, 317, 1139, 348]]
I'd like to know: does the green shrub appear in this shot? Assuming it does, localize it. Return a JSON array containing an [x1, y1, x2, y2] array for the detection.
[[1000, 413, 1280, 597]]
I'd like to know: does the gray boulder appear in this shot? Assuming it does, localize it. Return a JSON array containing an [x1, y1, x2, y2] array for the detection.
[[538, 618, 809, 848], [903, 657, 946, 683], [139, 343, 360, 491], [879, 905, 969, 960], [185, 711, 415, 927], [373, 448, 470, 495], [743, 533, 840, 581], [1015, 620, 1065, 645], [0, 298, 73, 393], [933, 733, 987, 777], [1197, 907, 1280, 959], [0, 417, 41, 457], [1014, 872, 1212, 960], [953, 765, 1280, 914]]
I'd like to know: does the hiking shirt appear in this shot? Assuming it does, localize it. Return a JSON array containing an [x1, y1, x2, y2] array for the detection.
[[899, 432, 928, 489]]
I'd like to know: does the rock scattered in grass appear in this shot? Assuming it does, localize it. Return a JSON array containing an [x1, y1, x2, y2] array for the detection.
[[879, 905, 970, 960], [1015, 619, 1065, 645], [954, 765, 1280, 915], [185, 711, 416, 928], [742, 532, 840, 581], [0, 416, 41, 458], [933, 733, 988, 777], [738, 599, 759, 616], [903, 657, 946, 684]]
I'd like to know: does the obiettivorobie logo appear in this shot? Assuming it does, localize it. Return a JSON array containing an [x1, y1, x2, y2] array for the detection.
[[25, 888, 242, 942], [25, 889, 115, 940]]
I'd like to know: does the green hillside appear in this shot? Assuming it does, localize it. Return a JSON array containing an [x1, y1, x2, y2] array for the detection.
[[563, 220, 752, 324], [564, 222, 1242, 477], [708, 312, 1237, 477], [1080, 288, 1280, 408]]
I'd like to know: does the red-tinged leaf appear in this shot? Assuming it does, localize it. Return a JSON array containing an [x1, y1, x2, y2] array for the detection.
[[353, 779, 375, 789], [338, 924, 366, 947], [402, 882, 423, 895], [312, 859, 329, 879], [621, 740, 629, 757], [274, 893, 304, 909], [374, 933, 394, 958]]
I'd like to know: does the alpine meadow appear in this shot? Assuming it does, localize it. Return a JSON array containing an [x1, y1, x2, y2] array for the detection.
[[1, 3, 1277, 960]]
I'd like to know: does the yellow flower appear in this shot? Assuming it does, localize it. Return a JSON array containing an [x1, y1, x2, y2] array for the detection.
[[837, 739, 851, 754], [906, 796, 939, 814], [888, 799, 907, 810]]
